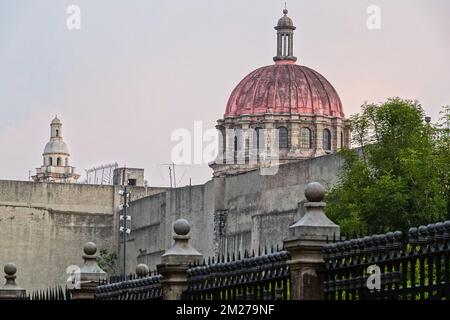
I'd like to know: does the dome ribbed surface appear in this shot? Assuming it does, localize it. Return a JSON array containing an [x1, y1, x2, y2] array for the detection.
[[224, 64, 344, 118]]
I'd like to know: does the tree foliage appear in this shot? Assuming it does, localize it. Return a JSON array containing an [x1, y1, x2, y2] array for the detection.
[[97, 248, 118, 275], [325, 98, 449, 235]]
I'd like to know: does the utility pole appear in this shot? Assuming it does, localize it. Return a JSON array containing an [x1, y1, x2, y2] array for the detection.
[[168, 166, 173, 188], [119, 186, 131, 278], [160, 163, 178, 188], [172, 163, 177, 188]]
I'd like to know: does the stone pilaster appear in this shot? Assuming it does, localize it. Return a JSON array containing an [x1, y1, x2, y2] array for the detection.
[[290, 118, 301, 151], [314, 120, 324, 154], [0, 263, 26, 300], [69, 242, 107, 300], [283, 182, 340, 300], [157, 219, 203, 300]]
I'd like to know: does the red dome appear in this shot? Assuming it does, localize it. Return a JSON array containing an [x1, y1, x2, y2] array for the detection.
[[224, 63, 344, 118]]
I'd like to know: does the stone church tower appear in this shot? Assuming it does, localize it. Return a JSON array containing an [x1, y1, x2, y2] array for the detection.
[[210, 9, 352, 177], [32, 116, 80, 183]]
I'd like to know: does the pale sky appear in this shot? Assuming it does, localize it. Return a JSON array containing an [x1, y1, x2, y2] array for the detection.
[[0, 0, 449, 187]]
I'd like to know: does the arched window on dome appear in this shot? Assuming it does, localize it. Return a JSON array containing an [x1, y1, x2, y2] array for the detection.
[[254, 127, 264, 151], [57, 157, 61, 166], [323, 129, 331, 151], [233, 134, 239, 163], [300, 127, 312, 149], [278, 127, 288, 149], [49, 157, 53, 166], [56, 129, 59, 137]]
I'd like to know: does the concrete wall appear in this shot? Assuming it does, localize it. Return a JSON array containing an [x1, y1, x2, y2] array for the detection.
[[121, 180, 215, 274], [223, 154, 343, 255], [0, 153, 342, 288], [0, 180, 164, 291], [123, 153, 343, 271]]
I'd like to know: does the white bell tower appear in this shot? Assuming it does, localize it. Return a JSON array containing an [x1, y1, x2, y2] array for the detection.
[[32, 116, 80, 183]]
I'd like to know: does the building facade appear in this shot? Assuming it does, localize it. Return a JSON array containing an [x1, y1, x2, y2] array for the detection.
[[210, 9, 351, 177]]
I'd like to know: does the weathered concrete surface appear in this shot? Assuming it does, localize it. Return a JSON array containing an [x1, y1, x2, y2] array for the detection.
[[0, 153, 342, 288], [224, 153, 343, 254], [122, 153, 343, 271], [0, 180, 164, 291], [122, 181, 215, 273]]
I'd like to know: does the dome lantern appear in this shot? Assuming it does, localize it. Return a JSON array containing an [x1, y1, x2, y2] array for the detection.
[[50, 115, 63, 140], [274, 8, 297, 64]]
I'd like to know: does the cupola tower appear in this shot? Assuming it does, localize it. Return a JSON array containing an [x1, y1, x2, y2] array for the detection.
[[32, 116, 80, 183]]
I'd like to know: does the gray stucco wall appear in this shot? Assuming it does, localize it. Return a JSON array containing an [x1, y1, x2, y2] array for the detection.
[[0, 153, 343, 289], [123, 154, 343, 271], [121, 181, 215, 274], [223, 154, 343, 255], [0, 180, 164, 291]]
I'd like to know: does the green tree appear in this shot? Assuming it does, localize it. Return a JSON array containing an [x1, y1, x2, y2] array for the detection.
[[435, 105, 450, 218], [97, 248, 118, 275], [325, 98, 448, 235]]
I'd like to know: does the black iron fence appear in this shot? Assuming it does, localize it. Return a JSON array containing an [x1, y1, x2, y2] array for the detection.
[[182, 249, 291, 300], [95, 273, 163, 300], [29, 286, 71, 300], [323, 221, 450, 300]]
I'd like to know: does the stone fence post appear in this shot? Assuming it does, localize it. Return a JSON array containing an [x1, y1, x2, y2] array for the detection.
[[283, 182, 340, 300], [0, 263, 26, 300], [69, 242, 107, 300], [157, 219, 203, 300]]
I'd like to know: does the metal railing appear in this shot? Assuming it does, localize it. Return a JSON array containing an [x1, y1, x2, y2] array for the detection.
[[29, 286, 71, 300], [323, 221, 450, 300], [183, 249, 291, 300], [95, 274, 162, 300]]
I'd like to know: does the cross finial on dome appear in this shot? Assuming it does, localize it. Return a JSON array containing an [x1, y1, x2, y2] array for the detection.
[[284, 2, 288, 15]]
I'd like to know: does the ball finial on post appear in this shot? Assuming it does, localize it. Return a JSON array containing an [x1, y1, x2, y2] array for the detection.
[[0, 262, 26, 299], [304, 182, 326, 202], [173, 219, 190, 236], [4, 263, 17, 277], [83, 242, 97, 256], [136, 264, 150, 278]]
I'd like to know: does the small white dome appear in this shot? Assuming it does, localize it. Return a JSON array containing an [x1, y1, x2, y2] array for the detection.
[[44, 141, 69, 155], [51, 116, 61, 125]]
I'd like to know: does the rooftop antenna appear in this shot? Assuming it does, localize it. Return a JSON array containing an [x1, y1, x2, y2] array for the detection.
[[159, 163, 178, 188], [172, 163, 176, 188]]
